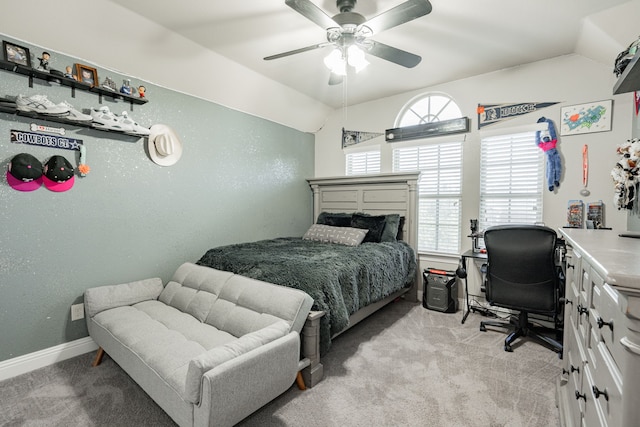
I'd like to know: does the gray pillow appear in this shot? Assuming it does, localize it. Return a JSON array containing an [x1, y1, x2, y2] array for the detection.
[[316, 212, 353, 227], [380, 214, 401, 242], [351, 213, 387, 243], [302, 224, 368, 246]]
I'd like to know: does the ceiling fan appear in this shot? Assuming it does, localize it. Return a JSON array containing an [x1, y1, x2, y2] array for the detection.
[[264, 0, 433, 85]]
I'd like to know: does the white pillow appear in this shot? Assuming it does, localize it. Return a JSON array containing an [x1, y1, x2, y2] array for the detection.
[[302, 224, 368, 246]]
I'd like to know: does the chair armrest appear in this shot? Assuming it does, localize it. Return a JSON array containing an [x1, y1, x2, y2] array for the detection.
[[185, 320, 291, 403], [193, 331, 300, 427], [84, 277, 163, 318]]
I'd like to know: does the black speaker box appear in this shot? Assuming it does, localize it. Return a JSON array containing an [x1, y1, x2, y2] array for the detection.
[[423, 268, 458, 313]]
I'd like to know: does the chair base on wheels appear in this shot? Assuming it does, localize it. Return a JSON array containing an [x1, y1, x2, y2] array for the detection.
[[480, 311, 563, 354]]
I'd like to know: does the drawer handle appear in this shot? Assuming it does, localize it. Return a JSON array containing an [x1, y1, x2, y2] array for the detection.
[[575, 390, 586, 401], [570, 365, 580, 374], [592, 385, 609, 401], [566, 263, 575, 270], [559, 297, 572, 306], [596, 317, 613, 331], [577, 304, 589, 317]]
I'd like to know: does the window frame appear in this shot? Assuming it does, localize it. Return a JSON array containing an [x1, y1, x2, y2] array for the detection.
[[479, 128, 545, 232], [392, 92, 464, 255], [392, 139, 463, 255], [345, 145, 381, 176]]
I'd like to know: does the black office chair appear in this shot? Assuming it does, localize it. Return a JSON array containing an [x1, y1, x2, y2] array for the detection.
[[479, 224, 563, 354]]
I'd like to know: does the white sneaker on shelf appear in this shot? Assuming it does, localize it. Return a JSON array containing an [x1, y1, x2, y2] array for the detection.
[[90, 106, 134, 132], [58, 101, 92, 122], [16, 94, 69, 115], [118, 111, 150, 136]]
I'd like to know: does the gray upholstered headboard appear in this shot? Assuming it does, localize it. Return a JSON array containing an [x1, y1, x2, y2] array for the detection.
[[306, 173, 420, 256]]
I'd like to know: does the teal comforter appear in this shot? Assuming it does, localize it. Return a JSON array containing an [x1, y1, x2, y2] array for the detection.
[[197, 237, 416, 355]]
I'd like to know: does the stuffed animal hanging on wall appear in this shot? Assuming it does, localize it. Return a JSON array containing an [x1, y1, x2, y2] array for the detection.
[[536, 116, 562, 191], [611, 138, 640, 210]]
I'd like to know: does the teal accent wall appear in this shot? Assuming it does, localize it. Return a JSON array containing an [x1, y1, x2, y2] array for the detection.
[[0, 35, 314, 361]]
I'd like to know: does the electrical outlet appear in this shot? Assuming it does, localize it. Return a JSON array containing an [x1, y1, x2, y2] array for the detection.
[[71, 303, 84, 321]]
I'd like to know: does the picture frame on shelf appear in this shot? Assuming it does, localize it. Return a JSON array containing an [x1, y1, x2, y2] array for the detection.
[[3, 41, 31, 67], [74, 63, 98, 87]]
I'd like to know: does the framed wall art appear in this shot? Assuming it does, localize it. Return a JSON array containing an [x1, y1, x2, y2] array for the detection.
[[560, 99, 613, 136], [3, 41, 31, 67], [74, 63, 98, 86]]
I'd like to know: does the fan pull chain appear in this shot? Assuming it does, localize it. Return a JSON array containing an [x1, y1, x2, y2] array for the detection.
[[342, 72, 348, 125]]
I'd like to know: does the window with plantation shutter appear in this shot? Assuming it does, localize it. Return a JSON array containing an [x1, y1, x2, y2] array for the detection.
[[479, 131, 544, 231], [345, 150, 380, 175], [393, 142, 462, 254]]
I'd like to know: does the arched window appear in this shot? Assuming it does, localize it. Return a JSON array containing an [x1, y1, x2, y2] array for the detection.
[[396, 93, 462, 127], [393, 93, 463, 254]]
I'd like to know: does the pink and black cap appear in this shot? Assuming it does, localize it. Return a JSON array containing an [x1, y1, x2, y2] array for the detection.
[[6, 153, 43, 192], [42, 155, 75, 192]]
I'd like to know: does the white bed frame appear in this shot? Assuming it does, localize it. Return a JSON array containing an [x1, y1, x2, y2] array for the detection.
[[300, 172, 420, 387]]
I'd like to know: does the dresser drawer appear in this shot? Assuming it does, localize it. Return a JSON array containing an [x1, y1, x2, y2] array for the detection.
[[565, 323, 585, 420], [589, 281, 626, 371], [565, 268, 581, 330], [587, 341, 623, 427]]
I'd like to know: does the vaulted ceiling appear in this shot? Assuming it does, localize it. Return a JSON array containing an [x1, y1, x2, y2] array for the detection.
[[111, 0, 637, 109]]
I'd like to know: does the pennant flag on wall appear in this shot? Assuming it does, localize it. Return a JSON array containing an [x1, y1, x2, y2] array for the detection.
[[477, 102, 560, 129], [635, 91, 639, 116], [10, 129, 83, 151], [342, 127, 384, 148]]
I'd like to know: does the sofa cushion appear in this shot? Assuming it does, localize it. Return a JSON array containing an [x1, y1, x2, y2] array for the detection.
[[159, 263, 313, 336], [92, 300, 237, 402], [184, 320, 290, 403], [84, 277, 163, 318]]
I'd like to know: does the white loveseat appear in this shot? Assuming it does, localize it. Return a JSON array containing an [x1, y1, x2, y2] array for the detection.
[[84, 262, 314, 427]]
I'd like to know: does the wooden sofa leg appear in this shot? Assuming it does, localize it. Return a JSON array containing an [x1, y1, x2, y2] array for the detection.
[[92, 347, 105, 367], [296, 372, 306, 390]]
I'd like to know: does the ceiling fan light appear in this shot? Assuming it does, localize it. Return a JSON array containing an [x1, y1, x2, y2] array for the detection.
[[332, 60, 347, 76], [347, 45, 369, 73], [324, 49, 347, 76]]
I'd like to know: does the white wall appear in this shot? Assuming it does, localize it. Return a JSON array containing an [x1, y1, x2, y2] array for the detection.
[[0, 0, 331, 133], [315, 54, 633, 256]]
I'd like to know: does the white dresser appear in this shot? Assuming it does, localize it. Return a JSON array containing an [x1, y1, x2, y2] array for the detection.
[[557, 229, 640, 427]]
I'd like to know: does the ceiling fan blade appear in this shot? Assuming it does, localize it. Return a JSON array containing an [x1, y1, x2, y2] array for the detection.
[[328, 73, 343, 85], [285, 0, 338, 30], [363, 0, 432, 34], [367, 40, 422, 68], [264, 42, 333, 61]]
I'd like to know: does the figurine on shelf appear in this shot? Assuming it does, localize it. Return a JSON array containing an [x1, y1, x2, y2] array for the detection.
[[37, 51, 50, 71], [64, 66, 76, 80], [120, 79, 132, 96], [101, 77, 117, 92], [138, 85, 146, 98]]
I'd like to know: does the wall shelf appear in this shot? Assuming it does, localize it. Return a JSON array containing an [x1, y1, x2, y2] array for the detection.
[[1, 59, 149, 138], [0, 104, 144, 139], [0, 59, 148, 107], [613, 50, 640, 95]]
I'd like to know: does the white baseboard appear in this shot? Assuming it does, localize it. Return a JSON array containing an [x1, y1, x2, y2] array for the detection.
[[0, 337, 98, 382]]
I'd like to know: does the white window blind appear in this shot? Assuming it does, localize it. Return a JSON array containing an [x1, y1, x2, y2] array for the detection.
[[393, 142, 462, 254], [345, 150, 381, 175], [479, 131, 544, 230]]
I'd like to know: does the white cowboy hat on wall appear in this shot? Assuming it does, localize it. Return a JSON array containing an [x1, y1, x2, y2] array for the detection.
[[146, 124, 183, 166]]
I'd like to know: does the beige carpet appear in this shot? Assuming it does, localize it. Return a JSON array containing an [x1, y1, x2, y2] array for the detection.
[[1, 300, 561, 426]]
